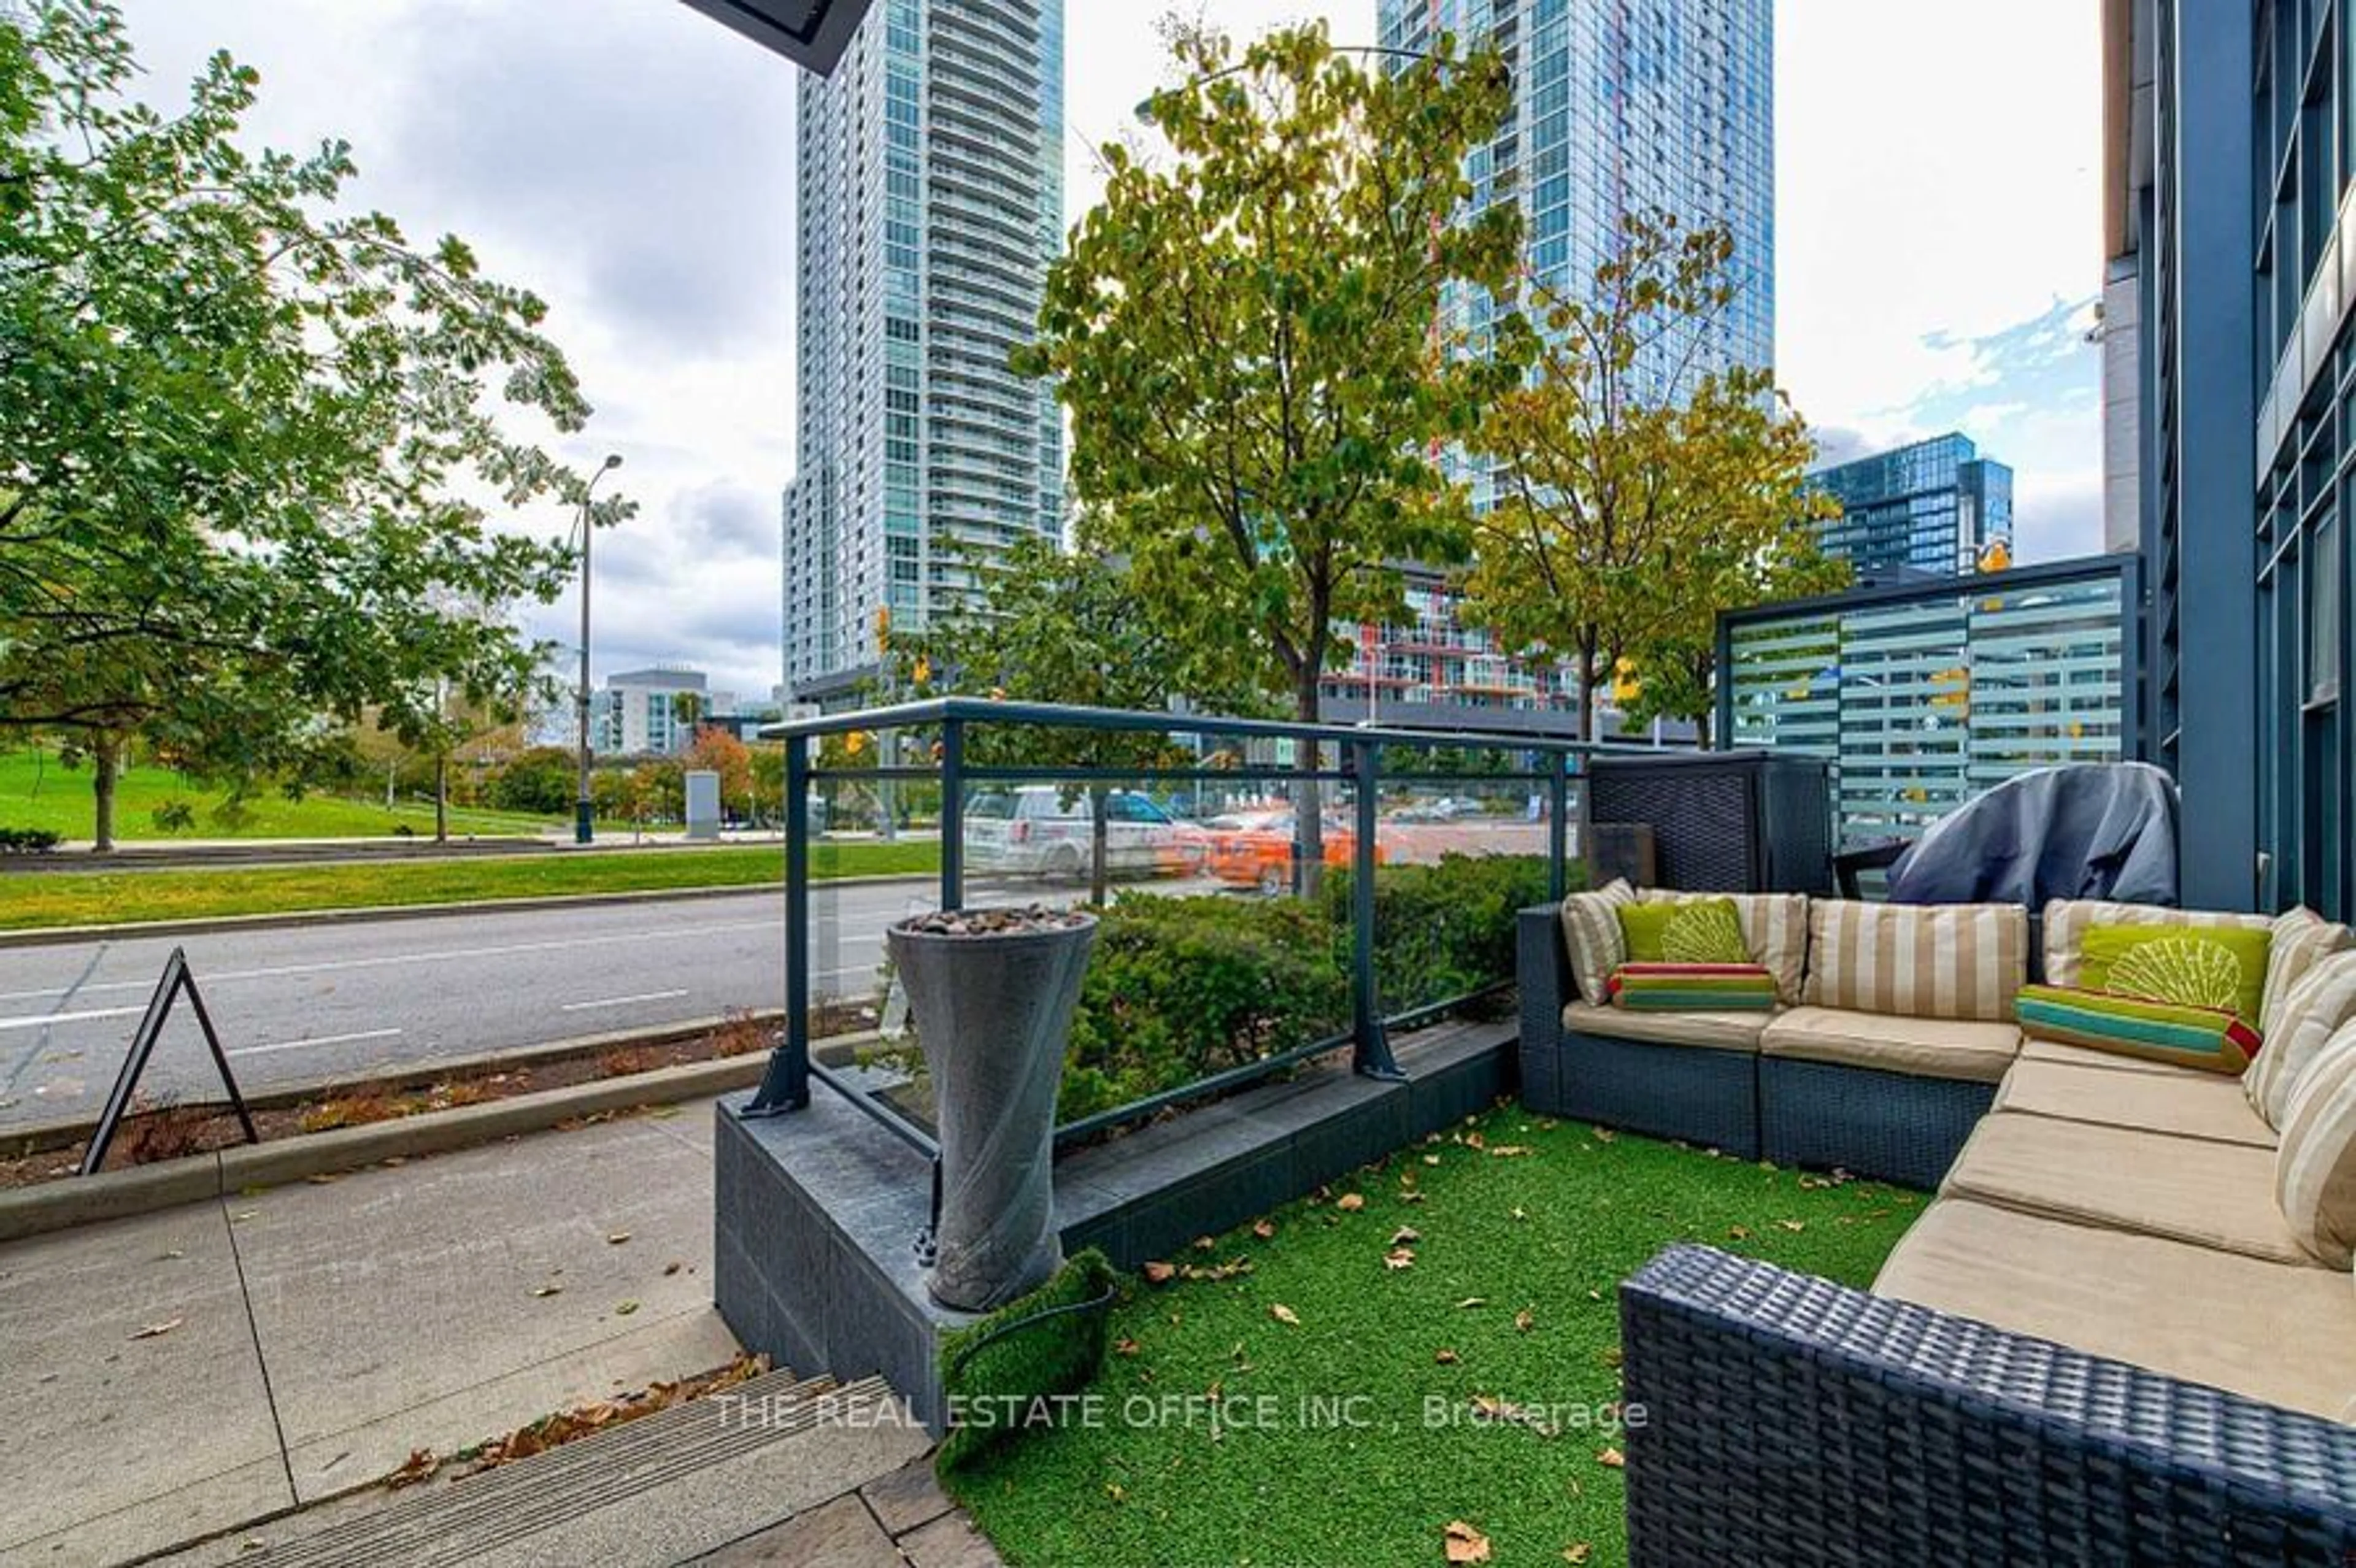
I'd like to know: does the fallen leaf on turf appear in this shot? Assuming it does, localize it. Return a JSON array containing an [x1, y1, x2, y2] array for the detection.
[[1463, 1131, 1485, 1150], [606, 1232, 631, 1246], [1592, 1127, 1617, 1143], [1401, 1191, 1426, 1204], [1456, 1297, 1487, 1309], [1487, 1145, 1534, 1158], [387, 1448, 436, 1489], [1193, 1236, 1215, 1251], [1335, 1193, 1365, 1212], [1727, 1225, 1752, 1240], [1143, 1261, 1176, 1284], [1269, 1304, 1300, 1326], [1564, 1545, 1593, 1564], [1514, 1309, 1534, 1333], [1443, 1520, 1492, 1564], [613, 1301, 639, 1316], [1106, 1483, 1126, 1502], [1252, 1220, 1275, 1240], [1510, 1207, 1528, 1222], [1383, 1247, 1415, 1271], [1779, 1220, 1806, 1232], [1435, 1348, 1460, 1365], [531, 1285, 563, 1299], [1115, 1337, 1141, 1357], [129, 1318, 182, 1340], [1390, 1226, 1422, 1245], [1596, 1447, 1625, 1469], [1423, 1153, 1442, 1166]]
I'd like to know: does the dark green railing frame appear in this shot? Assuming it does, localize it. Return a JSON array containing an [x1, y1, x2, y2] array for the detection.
[[741, 696, 1638, 1156]]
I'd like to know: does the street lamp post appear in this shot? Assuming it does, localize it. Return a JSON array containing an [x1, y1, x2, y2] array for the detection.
[[576, 453, 624, 845]]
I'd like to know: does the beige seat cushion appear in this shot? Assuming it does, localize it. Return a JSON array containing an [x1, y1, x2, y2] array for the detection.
[[1760, 1005, 2020, 1084], [1874, 1197, 2356, 1421], [2018, 1036, 2187, 1075], [2262, 907, 2355, 1034], [2246, 949, 2356, 1127], [1941, 1110, 2312, 1266], [1993, 1056, 2276, 1149], [1561, 1001, 1766, 1054], [1636, 890, 1809, 1006]]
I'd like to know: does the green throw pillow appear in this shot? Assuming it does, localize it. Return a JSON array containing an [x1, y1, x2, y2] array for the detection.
[[2081, 923, 2271, 1027], [1617, 897, 1749, 965]]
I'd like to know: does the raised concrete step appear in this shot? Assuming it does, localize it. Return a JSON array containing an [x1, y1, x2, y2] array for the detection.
[[166, 1369, 931, 1568]]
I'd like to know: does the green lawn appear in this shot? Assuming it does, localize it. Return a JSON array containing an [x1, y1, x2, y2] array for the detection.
[[0, 839, 941, 930], [950, 1108, 1921, 1567], [0, 748, 563, 841]]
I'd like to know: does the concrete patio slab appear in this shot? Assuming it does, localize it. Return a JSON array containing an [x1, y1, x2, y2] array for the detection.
[[0, 1204, 291, 1566]]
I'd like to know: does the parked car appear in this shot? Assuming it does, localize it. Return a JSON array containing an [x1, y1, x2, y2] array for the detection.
[[1203, 809, 1380, 896], [965, 786, 1201, 880]]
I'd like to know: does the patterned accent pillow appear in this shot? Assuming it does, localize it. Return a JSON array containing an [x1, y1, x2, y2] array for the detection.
[[2042, 899, 2272, 991], [1558, 879, 1636, 1005], [2262, 907, 2356, 1036], [1803, 899, 2028, 1022], [2015, 983, 2263, 1074], [1636, 890, 1809, 1006], [1617, 898, 1748, 964], [2079, 923, 2271, 1028], [2246, 951, 2356, 1126], [1606, 962, 1778, 1012], [2275, 1019, 2356, 1268]]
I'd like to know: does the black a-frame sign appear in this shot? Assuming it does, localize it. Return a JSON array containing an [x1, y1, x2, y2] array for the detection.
[[79, 947, 257, 1177]]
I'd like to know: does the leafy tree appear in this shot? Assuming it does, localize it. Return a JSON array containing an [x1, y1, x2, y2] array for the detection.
[[1015, 20, 1526, 889], [487, 746, 580, 817], [893, 532, 1265, 903], [0, 2, 632, 848], [683, 724, 755, 821], [1462, 212, 1835, 742]]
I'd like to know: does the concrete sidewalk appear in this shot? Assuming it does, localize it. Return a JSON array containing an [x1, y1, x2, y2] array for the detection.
[[0, 1102, 744, 1566]]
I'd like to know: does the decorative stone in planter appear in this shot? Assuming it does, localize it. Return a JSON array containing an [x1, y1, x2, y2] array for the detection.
[[885, 905, 1096, 1312]]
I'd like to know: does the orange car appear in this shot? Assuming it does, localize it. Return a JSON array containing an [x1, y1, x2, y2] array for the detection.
[[1204, 810, 1383, 895]]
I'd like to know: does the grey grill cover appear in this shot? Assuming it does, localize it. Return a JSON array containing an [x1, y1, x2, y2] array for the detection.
[[1886, 763, 2179, 907]]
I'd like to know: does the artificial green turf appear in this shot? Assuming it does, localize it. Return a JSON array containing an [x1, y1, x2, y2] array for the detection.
[[0, 748, 564, 840], [948, 1105, 1923, 1567], [0, 839, 942, 929]]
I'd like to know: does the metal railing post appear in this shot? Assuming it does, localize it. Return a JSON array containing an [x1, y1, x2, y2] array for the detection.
[[747, 731, 812, 1113], [1547, 751, 1570, 901], [1349, 737, 1404, 1082], [940, 717, 964, 910]]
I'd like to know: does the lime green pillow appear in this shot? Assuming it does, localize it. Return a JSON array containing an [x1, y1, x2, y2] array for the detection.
[[1617, 897, 1749, 964], [2081, 923, 2272, 1028]]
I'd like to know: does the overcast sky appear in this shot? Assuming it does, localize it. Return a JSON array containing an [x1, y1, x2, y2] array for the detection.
[[118, 1, 2101, 704]]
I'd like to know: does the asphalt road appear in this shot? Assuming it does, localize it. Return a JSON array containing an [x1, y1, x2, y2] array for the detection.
[[0, 874, 1165, 1137]]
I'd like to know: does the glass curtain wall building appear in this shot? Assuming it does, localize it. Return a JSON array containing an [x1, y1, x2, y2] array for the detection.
[[783, 0, 1065, 699], [2105, 0, 2356, 916], [1376, 0, 1775, 423], [1807, 432, 2015, 580]]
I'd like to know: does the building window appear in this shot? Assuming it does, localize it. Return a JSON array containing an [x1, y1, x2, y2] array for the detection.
[[2315, 517, 2343, 705]]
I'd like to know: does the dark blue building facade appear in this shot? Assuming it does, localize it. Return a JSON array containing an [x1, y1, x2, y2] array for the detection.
[[1807, 433, 2015, 580], [2109, 0, 2354, 916]]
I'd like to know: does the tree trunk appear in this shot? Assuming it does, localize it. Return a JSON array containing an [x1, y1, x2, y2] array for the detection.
[[1575, 637, 1600, 746], [91, 731, 121, 854], [1692, 652, 1715, 749], [434, 753, 448, 844], [1294, 671, 1324, 901], [1087, 783, 1111, 907]]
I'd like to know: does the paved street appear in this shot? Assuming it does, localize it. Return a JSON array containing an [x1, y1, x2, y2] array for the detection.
[[0, 876, 1055, 1136]]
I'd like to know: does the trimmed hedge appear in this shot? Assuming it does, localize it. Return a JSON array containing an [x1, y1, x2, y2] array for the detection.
[[1319, 852, 1562, 1015]]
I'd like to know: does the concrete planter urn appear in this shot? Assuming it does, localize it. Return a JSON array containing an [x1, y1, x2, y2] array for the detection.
[[886, 905, 1096, 1312]]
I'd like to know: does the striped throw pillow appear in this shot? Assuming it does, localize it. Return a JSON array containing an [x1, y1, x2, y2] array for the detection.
[[2275, 1019, 2356, 1267], [1803, 899, 2028, 1022], [2262, 907, 2355, 1036], [1606, 963, 1779, 1012], [2015, 983, 2263, 1074], [1638, 890, 1809, 1006], [1558, 880, 1636, 1005], [2246, 950, 2356, 1126], [2042, 899, 2272, 991]]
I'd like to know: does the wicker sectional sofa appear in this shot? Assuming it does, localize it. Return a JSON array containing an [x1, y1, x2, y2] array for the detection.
[[1517, 890, 2356, 1561]]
